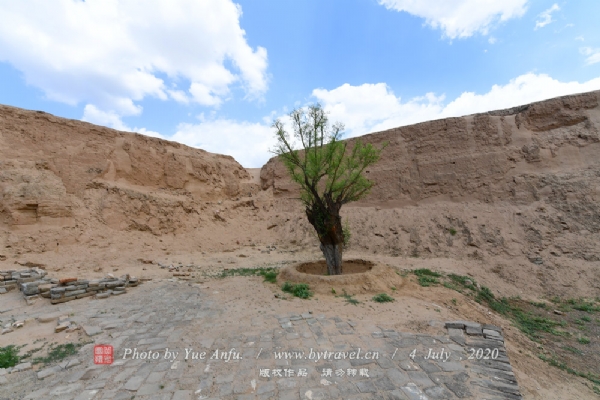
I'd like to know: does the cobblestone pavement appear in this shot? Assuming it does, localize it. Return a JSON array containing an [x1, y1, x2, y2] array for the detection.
[[1, 281, 523, 400]]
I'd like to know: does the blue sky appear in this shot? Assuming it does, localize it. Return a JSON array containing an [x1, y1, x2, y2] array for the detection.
[[1, 0, 599, 167]]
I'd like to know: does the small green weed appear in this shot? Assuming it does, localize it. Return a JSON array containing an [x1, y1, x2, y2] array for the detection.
[[581, 316, 592, 322], [417, 276, 439, 287], [20, 345, 45, 360], [474, 286, 511, 314], [531, 301, 547, 309], [448, 273, 477, 290], [538, 354, 600, 385], [342, 219, 352, 247], [572, 301, 600, 313], [443, 282, 463, 293], [218, 267, 278, 279], [413, 269, 442, 277], [577, 337, 590, 345], [0, 345, 20, 368], [413, 269, 441, 287], [261, 271, 278, 283], [448, 227, 457, 236], [563, 346, 583, 355], [32, 342, 86, 365], [372, 293, 394, 303], [340, 290, 360, 305], [512, 311, 562, 340], [281, 282, 312, 299]]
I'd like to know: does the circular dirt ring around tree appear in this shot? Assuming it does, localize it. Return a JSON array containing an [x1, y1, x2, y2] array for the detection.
[[277, 259, 403, 295]]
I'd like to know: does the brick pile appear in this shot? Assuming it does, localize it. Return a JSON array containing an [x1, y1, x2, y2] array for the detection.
[[0, 268, 140, 304]]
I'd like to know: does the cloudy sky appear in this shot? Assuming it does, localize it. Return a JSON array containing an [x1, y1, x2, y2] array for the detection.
[[1, 0, 599, 167]]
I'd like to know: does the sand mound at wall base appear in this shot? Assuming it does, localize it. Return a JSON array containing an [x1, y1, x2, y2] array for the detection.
[[277, 259, 403, 295]]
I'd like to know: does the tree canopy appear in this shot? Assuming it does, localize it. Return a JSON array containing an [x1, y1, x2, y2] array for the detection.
[[271, 103, 386, 275]]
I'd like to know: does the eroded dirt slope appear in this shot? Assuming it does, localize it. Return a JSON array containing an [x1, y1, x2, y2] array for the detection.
[[261, 90, 600, 299]]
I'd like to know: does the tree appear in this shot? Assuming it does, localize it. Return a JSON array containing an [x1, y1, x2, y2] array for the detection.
[[271, 103, 387, 275]]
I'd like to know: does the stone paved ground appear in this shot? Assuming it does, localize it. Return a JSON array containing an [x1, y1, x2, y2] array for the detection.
[[1, 281, 523, 400]]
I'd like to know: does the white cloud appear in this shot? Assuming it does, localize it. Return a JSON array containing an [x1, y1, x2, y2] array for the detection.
[[576, 36, 585, 42], [171, 119, 276, 168], [488, 37, 497, 44], [311, 74, 600, 139], [82, 104, 165, 139], [441, 73, 600, 116], [132, 73, 600, 168], [0, 0, 268, 115], [82, 105, 132, 132], [81, 72, 600, 168], [580, 47, 600, 65], [535, 4, 560, 30], [377, 0, 528, 39], [312, 83, 445, 135]]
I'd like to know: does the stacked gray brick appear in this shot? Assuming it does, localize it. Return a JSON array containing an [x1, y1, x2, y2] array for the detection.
[[0, 270, 19, 294], [0, 268, 140, 304], [445, 320, 523, 399]]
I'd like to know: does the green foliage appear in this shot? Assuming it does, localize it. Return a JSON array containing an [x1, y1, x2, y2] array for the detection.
[[413, 269, 441, 287], [448, 273, 476, 288], [417, 276, 439, 287], [448, 227, 457, 236], [512, 311, 563, 340], [476, 287, 511, 314], [413, 269, 442, 277], [215, 267, 279, 282], [372, 293, 394, 303], [20, 345, 45, 360], [0, 345, 20, 368], [272, 104, 387, 208], [342, 219, 352, 247], [577, 337, 591, 345], [572, 301, 600, 313], [281, 282, 312, 299], [262, 271, 278, 283], [538, 354, 600, 385], [443, 282, 463, 292], [271, 103, 387, 249], [32, 342, 85, 365], [563, 346, 583, 355]]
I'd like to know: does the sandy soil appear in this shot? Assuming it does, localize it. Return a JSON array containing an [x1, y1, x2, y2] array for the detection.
[[2, 245, 598, 399]]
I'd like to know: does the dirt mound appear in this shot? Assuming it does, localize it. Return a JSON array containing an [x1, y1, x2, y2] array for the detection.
[[277, 259, 404, 295], [297, 259, 373, 275]]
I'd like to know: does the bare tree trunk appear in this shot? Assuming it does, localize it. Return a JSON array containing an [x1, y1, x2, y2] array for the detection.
[[320, 243, 342, 275], [306, 192, 345, 275]]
